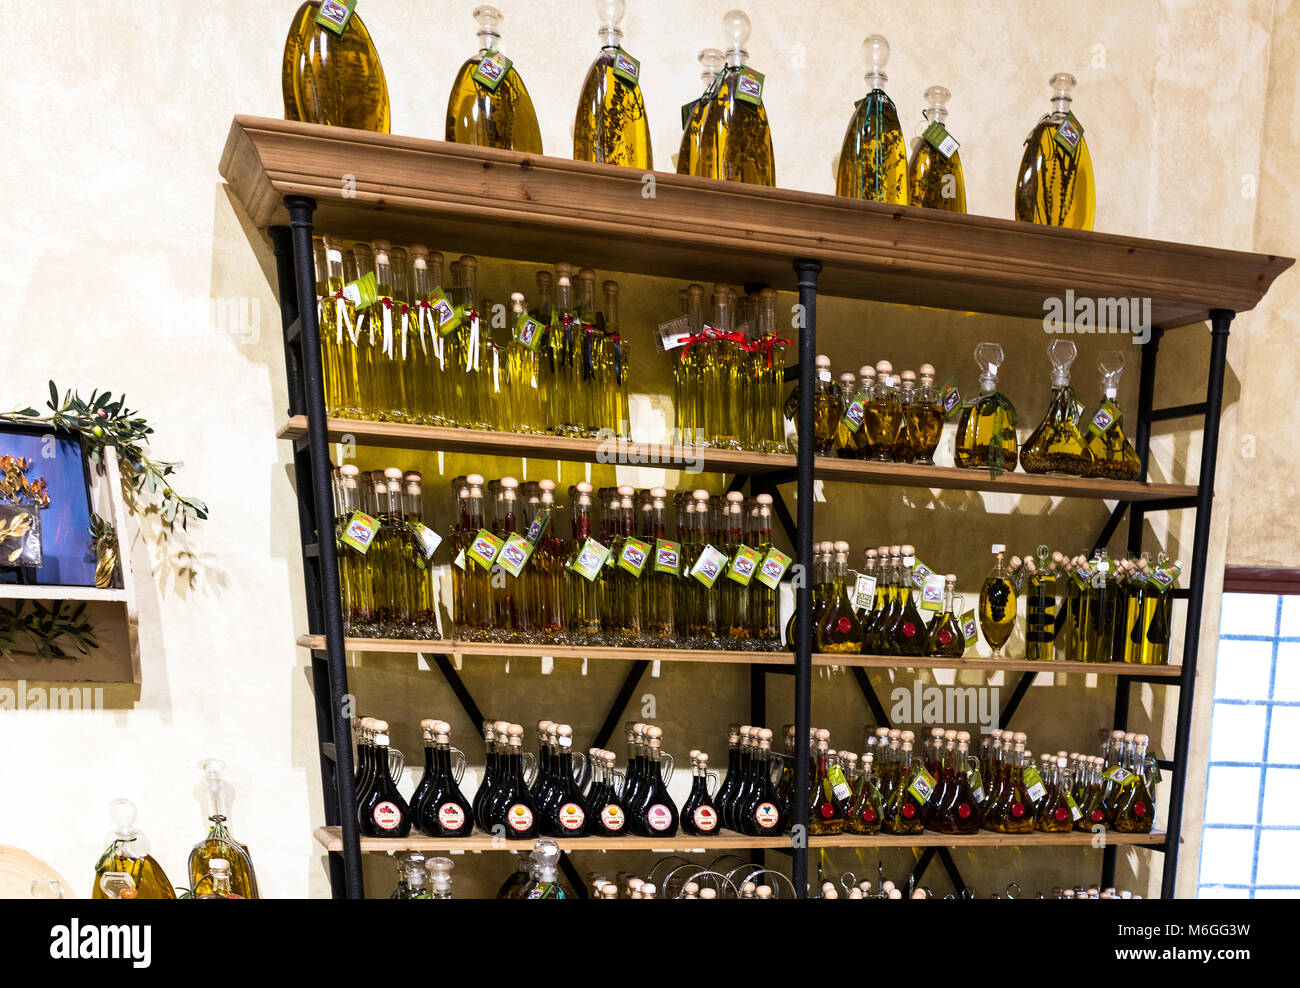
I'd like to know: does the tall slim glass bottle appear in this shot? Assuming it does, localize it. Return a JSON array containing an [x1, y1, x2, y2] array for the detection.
[[677, 49, 727, 176], [696, 10, 775, 186], [837, 35, 907, 204], [574, 0, 653, 168], [1015, 73, 1095, 230], [282, 1, 390, 132], [446, 6, 543, 153]]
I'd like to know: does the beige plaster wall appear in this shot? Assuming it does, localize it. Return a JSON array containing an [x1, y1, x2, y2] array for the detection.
[[0, 0, 1292, 898]]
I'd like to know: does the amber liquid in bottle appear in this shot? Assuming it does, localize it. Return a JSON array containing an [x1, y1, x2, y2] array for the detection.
[[817, 542, 865, 653], [574, 5, 652, 169], [446, 7, 543, 154], [282, 1, 390, 132], [696, 13, 775, 186], [1015, 73, 1095, 230], [836, 36, 907, 204], [979, 546, 1017, 658], [907, 87, 966, 211]]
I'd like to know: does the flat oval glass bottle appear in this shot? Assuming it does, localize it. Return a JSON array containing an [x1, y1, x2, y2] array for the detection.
[[837, 36, 907, 203], [1015, 73, 1095, 230], [574, 0, 653, 168], [696, 10, 775, 186], [282, 1, 390, 132], [676, 49, 726, 175], [446, 5, 543, 154]]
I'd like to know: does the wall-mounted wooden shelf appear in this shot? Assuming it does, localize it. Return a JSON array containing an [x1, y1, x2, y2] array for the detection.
[[278, 417, 1199, 503], [221, 116, 1291, 328]]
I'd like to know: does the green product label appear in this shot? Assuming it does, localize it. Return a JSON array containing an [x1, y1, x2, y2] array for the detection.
[[497, 535, 534, 577], [1022, 765, 1047, 802], [618, 537, 652, 577], [653, 539, 682, 575], [467, 529, 504, 571], [342, 270, 379, 311], [526, 509, 552, 544], [570, 538, 611, 581], [908, 767, 937, 805], [726, 545, 762, 586], [314, 0, 356, 36], [735, 67, 765, 106], [1104, 765, 1138, 787], [691, 544, 730, 589], [473, 51, 513, 91], [1072, 399, 1086, 427], [922, 120, 960, 159], [911, 558, 934, 590], [827, 765, 853, 803], [920, 574, 946, 613], [341, 511, 380, 554], [940, 378, 963, 419], [612, 48, 641, 86], [1151, 563, 1181, 589], [968, 768, 985, 804], [681, 100, 697, 129], [1066, 793, 1083, 821], [426, 290, 460, 337], [756, 548, 792, 589], [853, 573, 877, 611], [454, 548, 466, 571], [1053, 111, 1085, 155], [515, 314, 546, 351], [840, 396, 868, 434], [960, 609, 978, 647], [411, 522, 442, 561], [1088, 399, 1122, 437]]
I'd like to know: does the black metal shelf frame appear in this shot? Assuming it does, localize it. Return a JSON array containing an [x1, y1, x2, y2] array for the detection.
[[270, 194, 1231, 900]]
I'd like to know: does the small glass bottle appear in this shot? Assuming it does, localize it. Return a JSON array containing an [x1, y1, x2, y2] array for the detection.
[[1035, 755, 1076, 833], [1111, 734, 1156, 834], [446, 5, 543, 153], [883, 740, 925, 835], [681, 751, 721, 836], [979, 544, 1017, 658], [1023, 548, 1059, 661], [637, 726, 679, 837], [195, 859, 244, 900], [817, 541, 865, 653], [696, 9, 775, 186], [419, 721, 473, 838], [1084, 351, 1142, 481], [93, 799, 177, 900], [863, 360, 902, 461], [677, 49, 727, 176], [836, 35, 907, 204], [907, 86, 966, 211], [427, 857, 455, 899], [1021, 340, 1094, 475], [908, 364, 946, 464], [574, 0, 653, 168], [885, 546, 929, 656], [523, 840, 568, 899], [1015, 73, 1095, 230], [811, 355, 841, 455], [808, 731, 846, 835], [391, 852, 429, 899], [926, 574, 965, 658], [955, 342, 1019, 473], [281, 1, 390, 132]]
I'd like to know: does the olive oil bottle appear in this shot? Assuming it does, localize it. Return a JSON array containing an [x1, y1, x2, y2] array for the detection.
[[907, 86, 966, 211], [189, 759, 260, 899], [93, 799, 177, 899], [817, 541, 864, 653], [640, 487, 676, 645], [1035, 756, 1077, 833], [1021, 340, 1094, 475], [446, 5, 543, 154], [575, 0, 653, 168], [908, 364, 945, 463], [1022, 549, 1058, 661], [1111, 734, 1155, 833], [885, 546, 929, 656], [317, 236, 365, 419], [1015, 73, 1096, 230], [811, 356, 841, 455], [836, 366, 875, 458], [837, 35, 907, 203], [408, 246, 448, 426], [282, 1, 390, 132], [926, 574, 965, 658], [677, 49, 727, 176], [955, 343, 1019, 474], [863, 360, 902, 461], [565, 482, 604, 645], [348, 243, 382, 420], [696, 10, 776, 186], [809, 731, 846, 834], [833, 370, 858, 456], [883, 740, 926, 835], [370, 242, 411, 422], [1084, 351, 1142, 481], [985, 735, 1033, 834], [979, 544, 1017, 657], [846, 751, 885, 834], [749, 494, 780, 649]]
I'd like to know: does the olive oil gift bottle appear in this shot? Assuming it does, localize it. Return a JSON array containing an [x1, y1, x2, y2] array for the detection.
[[907, 86, 966, 211], [446, 5, 543, 154], [677, 49, 727, 176], [282, 1, 390, 133], [1015, 73, 1096, 230], [1021, 339, 1095, 475], [1084, 351, 1142, 481], [696, 9, 776, 186], [93, 799, 177, 900], [836, 35, 907, 204], [575, 0, 653, 168], [955, 342, 1019, 474]]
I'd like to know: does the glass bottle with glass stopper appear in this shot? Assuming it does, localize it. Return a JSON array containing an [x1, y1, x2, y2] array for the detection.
[[446, 5, 543, 153], [1015, 73, 1095, 230], [575, 0, 652, 168], [696, 9, 776, 186], [1084, 351, 1142, 481], [954, 343, 1019, 473], [427, 858, 455, 899], [885, 546, 929, 656], [188, 759, 260, 899], [677, 48, 727, 176], [836, 35, 907, 204], [1021, 339, 1094, 475], [523, 840, 568, 899], [93, 799, 176, 899], [979, 544, 1017, 658], [282, 1, 390, 132], [908, 86, 966, 211]]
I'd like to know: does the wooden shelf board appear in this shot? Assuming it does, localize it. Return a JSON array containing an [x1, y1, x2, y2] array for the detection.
[[221, 116, 1291, 328], [296, 635, 1181, 678], [0, 585, 128, 602], [278, 417, 1198, 503], [313, 825, 1165, 854]]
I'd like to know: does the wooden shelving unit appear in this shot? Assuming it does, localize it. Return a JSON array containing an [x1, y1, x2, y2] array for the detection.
[[219, 116, 1292, 899]]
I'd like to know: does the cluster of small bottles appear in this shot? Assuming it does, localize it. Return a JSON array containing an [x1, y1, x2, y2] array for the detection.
[[91, 761, 260, 900], [980, 544, 1180, 663], [816, 872, 1143, 899], [804, 724, 1157, 837], [812, 359, 946, 462], [332, 466, 440, 639], [284, 3, 1094, 229], [805, 542, 969, 657], [955, 342, 1142, 480], [390, 852, 456, 899], [447, 476, 788, 650], [315, 241, 631, 437], [661, 283, 789, 452]]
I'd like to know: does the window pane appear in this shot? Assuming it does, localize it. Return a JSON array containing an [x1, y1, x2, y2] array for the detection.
[[1262, 767, 1300, 825], [1198, 828, 1257, 885], [1218, 592, 1280, 636], [1267, 707, 1300, 764], [1213, 639, 1275, 700], [1197, 885, 1252, 898], [1253, 888, 1300, 898], [1256, 831, 1300, 885], [1209, 703, 1268, 762], [1281, 595, 1300, 637], [1274, 643, 1300, 702], [1204, 766, 1262, 824]]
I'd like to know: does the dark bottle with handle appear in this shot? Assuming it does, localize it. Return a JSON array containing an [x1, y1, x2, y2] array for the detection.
[[359, 732, 411, 838]]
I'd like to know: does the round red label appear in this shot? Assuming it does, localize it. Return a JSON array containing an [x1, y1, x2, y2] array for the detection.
[[694, 806, 718, 831], [837, 617, 852, 633], [1011, 803, 1026, 818], [902, 622, 916, 637], [820, 802, 835, 819], [507, 804, 534, 832], [373, 801, 402, 831], [902, 803, 916, 819], [602, 805, 626, 831], [1090, 809, 1105, 822], [558, 803, 585, 831], [1134, 801, 1147, 817], [862, 808, 876, 823], [938, 629, 954, 645], [1054, 807, 1069, 822], [958, 803, 971, 819], [437, 803, 466, 830], [755, 802, 780, 830], [647, 804, 673, 831]]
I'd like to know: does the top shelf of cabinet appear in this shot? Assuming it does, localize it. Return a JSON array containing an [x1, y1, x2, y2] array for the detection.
[[220, 116, 1291, 328]]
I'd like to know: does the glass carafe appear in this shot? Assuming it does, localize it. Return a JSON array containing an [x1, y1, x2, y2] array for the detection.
[[574, 0, 653, 168], [281, 1, 390, 132], [907, 86, 966, 211], [816, 541, 864, 653], [188, 759, 259, 899], [836, 35, 907, 203], [93, 799, 176, 900], [1015, 73, 1095, 230], [677, 49, 726, 176], [696, 9, 775, 186], [1084, 351, 1142, 481], [954, 343, 1018, 474], [446, 5, 543, 153], [1021, 340, 1094, 475], [979, 544, 1017, 658]]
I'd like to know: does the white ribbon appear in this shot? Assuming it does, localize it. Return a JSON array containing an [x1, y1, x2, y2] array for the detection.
[[333, 295, 356, 345], [381, 298, 395, 358], [467, 316, 481, 372]]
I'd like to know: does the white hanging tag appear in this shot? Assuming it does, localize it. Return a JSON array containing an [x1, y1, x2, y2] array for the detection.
[[651, 660, 661, 679], [492, 346, 501, 394], [400, 308, 409, 360], [581, 658, 588, 676], [504, 657, 510, 674], [452, 654, 463, 671], [541, 656, 554, 675]]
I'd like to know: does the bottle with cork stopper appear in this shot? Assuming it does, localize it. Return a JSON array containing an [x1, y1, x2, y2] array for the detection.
[[863, 360, 902, 461], [816, 541, 864, 654]]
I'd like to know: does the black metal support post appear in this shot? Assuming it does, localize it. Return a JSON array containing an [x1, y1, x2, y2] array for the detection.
[[792, 260, 821, 898], [283, 196, 364, 899], [1160, 310, 1233, 898]]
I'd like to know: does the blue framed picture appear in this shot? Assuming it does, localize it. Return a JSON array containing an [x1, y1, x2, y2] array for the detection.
[[0, 423, 97, 587]]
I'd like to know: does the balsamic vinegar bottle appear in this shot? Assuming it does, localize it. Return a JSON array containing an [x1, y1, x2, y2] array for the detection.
[[635, 726, 679, 837], [545, 724, 590, 837], [419, 721, 473, 838], [493, 724, 542, 840], [472, 721, 506, 832], [742, 728, 783, 836], [714, 724, 743, 831], [359, 731, 411, 838], [681, 751, 721, 836], [410, 719, 439, 828], [586, 750, 629, 836]]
